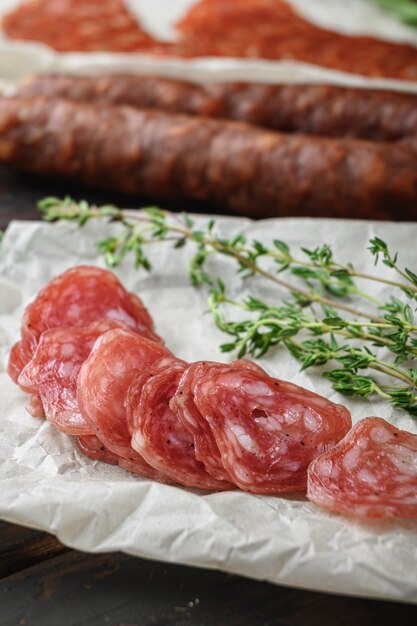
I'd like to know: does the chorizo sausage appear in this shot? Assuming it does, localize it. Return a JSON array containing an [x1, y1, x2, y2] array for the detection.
[[18, 73, 417, 142], [1, 97, 417, 220]]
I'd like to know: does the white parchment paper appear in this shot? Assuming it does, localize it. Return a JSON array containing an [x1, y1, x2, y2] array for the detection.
[[1, 0, 417, 93], [0, 216, 416, 603]]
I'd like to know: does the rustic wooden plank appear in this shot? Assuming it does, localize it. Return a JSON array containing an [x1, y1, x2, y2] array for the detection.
[[1, 546, 416, 626], [0, 521, 68, 579]]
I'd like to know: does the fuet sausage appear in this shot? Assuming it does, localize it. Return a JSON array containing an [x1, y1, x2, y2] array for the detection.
[[18, 73, 417, 141], [0, 97, 417, 220]]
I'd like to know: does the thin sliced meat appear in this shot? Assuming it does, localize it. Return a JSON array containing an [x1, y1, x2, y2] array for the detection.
[[26, 394, 45, 418], [170, 359, 266, 482], [193, 367, 352, 494], [8, 265, 161, 384], [129, 359, 234, 491], [74, 435, 119, 465], [8, 340, 27, 385], [77, 328, 171, 463], [307, 417, 417, 519], [18, 320, 128, 435], [75, 433, 174, 483]]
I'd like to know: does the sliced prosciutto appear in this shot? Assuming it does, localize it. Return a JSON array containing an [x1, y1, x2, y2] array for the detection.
[[18, 320, 127, 435], [307, 417, 417, 519], [192, 366, 352, 494], [129, 358, 234, 491], [8, 265, 161, 384], [77, 329, 172, 474], [170, 359, 265, 482]]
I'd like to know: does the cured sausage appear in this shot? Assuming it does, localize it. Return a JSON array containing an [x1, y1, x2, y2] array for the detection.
[[18, 320, 127, 435], [128, 358, 233, 491], [7, 265, 161, 385], [178, 0, 417, 81], [26, 394, 45, 418], [170, 359, 265, 482], [2, 0, 170, 54], [75, 435, 119, 465], [192, 366, 352, 494], [307, 417, 417, 519], [19, 73, 417, 142], [1, 97, 417, 220], [77, 329, 171, 472], [75, 434, 174, 481]]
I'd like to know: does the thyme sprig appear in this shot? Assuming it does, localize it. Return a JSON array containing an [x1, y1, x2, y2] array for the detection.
[[37, 197, 417, 415]]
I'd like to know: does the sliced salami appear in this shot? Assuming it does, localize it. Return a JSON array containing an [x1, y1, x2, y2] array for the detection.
[[192, 367, 352, 494], [77, 328, 171, 460], [8, 265, 161, 383], [18, 320, 128, 435], [170, 359, 266, 482], [7, 340, 28, 385], [129, 359, 234, 491], [75, 434, 173, 483], [307, 417, 417, 519], [26, 394, 45, 419], [75, 435, 119, 465]]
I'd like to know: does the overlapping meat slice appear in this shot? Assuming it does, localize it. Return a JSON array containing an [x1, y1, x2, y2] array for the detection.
[[8, 265, 161, 385], [191, 367, 351, 494], [307, 417, 417, 519], [18, 320, 127, 434], [74, 435, 119, 465], [128, 358, 234, 491], [170, 359, 264, 482], [77, 328, 172, 480]]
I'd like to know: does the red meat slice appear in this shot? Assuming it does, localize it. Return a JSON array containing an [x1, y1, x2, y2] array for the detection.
[[307, 417, 417, 519], [18, 320, 129, 435], [75, 433, 174, 483], [2, 0, 171, 54], [77, 328, 171, 464], [8, 265, 161, 385], [128, 358, 234, 491], [26, 394, 45, 418], [192, 366, 352, 494], [170, 359, 267, 482], [75, 435, 119, 465]]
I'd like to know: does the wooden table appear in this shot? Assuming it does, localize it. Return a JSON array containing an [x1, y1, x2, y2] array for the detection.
[[1, 166, 416, 626]]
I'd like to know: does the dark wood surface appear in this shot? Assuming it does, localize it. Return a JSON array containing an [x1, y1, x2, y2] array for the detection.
[[0, 164, 416, 626]]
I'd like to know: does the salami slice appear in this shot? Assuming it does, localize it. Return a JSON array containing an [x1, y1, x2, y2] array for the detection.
[[8, 265, 161, 385], [129, 359, 234, 491], [26, 394, 45, 418], [75, 433, 173, 483], [170, 359, 265, 482], [18, 320, 128, 435], [307, 417, 417, 519], [7, 340, 27, 385], [77, 328, 171, 462], [75, 435, 119, 465], [192, 367, 352, 494]]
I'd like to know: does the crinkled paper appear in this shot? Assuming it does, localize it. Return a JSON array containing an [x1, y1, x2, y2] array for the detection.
[[0, 216, 416, 603]]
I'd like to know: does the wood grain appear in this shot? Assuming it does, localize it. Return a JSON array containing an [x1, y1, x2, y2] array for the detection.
[[0, 521, 67, 578], [1, 523, 416, 626]]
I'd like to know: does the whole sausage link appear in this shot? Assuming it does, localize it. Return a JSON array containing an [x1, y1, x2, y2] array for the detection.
[[18, 73, 417, 141], [0, 97, 416, 219]]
